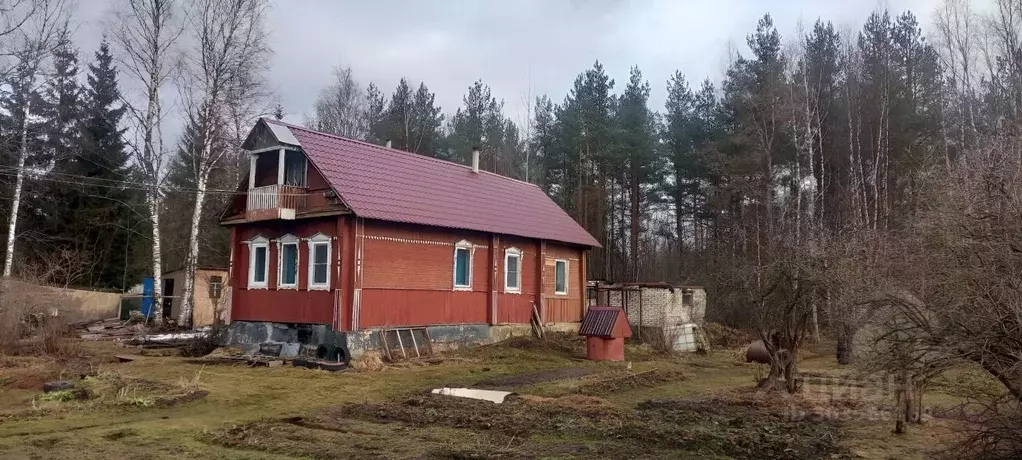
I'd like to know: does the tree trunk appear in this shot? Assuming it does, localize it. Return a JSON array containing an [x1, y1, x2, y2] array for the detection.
[[784, 357, 799, 394], [914, 384, 924, 424], [2, 99, 30, 278], [630, 173, 639, 282], [894, 387, 906, 434], [180, 174, 208, 328], [836, 324, 855, 365], [894, 369, 912, 434], [148, 187, 164, 325]]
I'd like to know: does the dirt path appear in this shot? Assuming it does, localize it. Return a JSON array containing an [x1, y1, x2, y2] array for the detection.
[[475, 367, 596, 389]]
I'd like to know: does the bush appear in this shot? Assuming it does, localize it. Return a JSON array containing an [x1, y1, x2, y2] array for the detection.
[[644, 326, 681, 355], [702, 322, 755, 349]]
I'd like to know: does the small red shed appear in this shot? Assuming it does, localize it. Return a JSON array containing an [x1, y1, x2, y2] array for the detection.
[[578, 306, 632, 361]]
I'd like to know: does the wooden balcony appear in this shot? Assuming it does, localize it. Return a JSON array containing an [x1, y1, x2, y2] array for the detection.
[[245, 184, 308, 221]]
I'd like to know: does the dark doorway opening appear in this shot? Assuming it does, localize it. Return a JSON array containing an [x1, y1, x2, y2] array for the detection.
[[162, 278, 175, 319]]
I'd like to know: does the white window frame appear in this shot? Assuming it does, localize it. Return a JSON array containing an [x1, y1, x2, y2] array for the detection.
[[277, 234, 300, 289], [554, 259, 569, 295], [453, 240, 473, 291], [307, 233, 332, 291], [248, 236, 269, 289], [504, 247, 523, 294]]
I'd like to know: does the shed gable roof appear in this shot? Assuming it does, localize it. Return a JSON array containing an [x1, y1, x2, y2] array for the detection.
[[258, 119, 599, 247]]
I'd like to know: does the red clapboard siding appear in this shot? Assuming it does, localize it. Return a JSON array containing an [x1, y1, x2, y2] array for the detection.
[[544, 298, 581, 323], [497, 297, 532, 324], [233, 289, 333, 324], [359, 289, 488, 327], [231, 217, 339, 325]]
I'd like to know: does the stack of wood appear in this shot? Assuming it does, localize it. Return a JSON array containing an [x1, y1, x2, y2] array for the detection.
[[75, 318, 145, 341]]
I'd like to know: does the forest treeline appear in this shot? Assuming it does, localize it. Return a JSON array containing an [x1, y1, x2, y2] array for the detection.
[[0, 0, 1012, 320], [8, 2, 1022, 452]]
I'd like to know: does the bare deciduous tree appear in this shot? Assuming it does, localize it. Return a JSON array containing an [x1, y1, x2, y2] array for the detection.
[[111, 0, 183, 324], [310, 65, 367, 139], [0, 0, 41, 77], [177, 0, 269, 327], [1, 0, 70, 279]]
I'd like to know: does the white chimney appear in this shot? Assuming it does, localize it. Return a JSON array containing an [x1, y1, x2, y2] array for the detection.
[[385, 139, 392, 149], [471, 148, 480, 173]]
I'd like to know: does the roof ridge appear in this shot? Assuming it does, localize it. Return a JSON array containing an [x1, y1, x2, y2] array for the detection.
[[264, 118, 540, 189]]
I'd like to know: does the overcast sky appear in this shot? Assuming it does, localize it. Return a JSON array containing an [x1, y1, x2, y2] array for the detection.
[[73, 0, 943, 137]]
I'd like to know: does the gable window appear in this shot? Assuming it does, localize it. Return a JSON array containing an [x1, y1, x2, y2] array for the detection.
[[308, 233, 331, 290], [504, 248, 522, 293], [278, 234, 299, 289], [554, 259, 569, 295], [248, 236, 269, 289], [453, 240, 472, 290]]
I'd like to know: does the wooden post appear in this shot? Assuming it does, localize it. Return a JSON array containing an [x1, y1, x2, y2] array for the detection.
[[488, 234, 498, 325], [227, 226, 237, 324], [538, 240, 547, 323], [276, 148, 285, 185], [580, 251, 588, 319], [353, 218, 364, 330], [333, 215, 344, 331], [339, 215, 356, 331], [248, 154, 257, 190]]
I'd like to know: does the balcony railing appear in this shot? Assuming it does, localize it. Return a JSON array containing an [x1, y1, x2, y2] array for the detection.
[[246, 184, 307, 218]]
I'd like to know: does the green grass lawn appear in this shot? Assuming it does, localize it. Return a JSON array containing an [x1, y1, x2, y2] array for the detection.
[[0, 336, 966, 459]]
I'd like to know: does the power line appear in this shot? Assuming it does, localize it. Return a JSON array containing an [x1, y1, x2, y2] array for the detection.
[[0, 165, 271, 196]]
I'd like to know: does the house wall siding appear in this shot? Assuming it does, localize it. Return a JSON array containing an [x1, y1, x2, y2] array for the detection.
[[356, 221, 586, 328], [229, 216, 589, 330], [231, 217, 339, 324], [495, 236, 538, 324], [542, 243, 584, 323], [357, 220, 490, 328]]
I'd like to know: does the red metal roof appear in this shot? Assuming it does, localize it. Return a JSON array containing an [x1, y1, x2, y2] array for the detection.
[[579, 306, 632, 338], [265, 119, 599, 247]]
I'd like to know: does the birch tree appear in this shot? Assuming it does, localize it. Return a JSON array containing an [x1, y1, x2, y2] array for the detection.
[[311, 65, 366, 139], [177, 0, 269, 327], [1, 0, 69, 278], [0, 0, 41, 78], [111, 0, 182, 324]]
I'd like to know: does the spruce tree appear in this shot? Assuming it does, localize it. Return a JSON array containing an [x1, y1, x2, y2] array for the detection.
[[73, 40, 136, 288]]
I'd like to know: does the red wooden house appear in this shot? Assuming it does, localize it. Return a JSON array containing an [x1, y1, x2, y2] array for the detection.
[[220, 119, 599, 359]]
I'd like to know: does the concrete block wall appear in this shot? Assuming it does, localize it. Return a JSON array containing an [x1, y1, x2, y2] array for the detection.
[[227, 320, 581, 361]]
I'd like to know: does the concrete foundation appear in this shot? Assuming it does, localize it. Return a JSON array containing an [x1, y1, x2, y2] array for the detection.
[[224, 321, 350, 362], [226, 321, 582, 362]]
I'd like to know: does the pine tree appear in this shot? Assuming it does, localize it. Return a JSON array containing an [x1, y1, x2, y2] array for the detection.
[[554, 62, 615, 279], [447, 80, 517, 172], [531, 95, 560, 192], [616, 66, 661, 280], [410, 82, 444, 155], [664, 71, 706, 267], [380, 78, 414, 150], [364, 83, 386, 144]]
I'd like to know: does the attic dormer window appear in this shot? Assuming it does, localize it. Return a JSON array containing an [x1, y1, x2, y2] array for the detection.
[[284, 150, 307, 187]]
